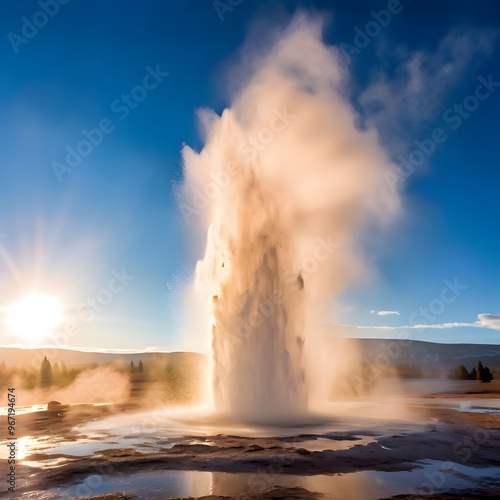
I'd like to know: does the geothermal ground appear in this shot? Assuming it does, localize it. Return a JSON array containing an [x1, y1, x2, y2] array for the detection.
[[3, 380, 500, 499]]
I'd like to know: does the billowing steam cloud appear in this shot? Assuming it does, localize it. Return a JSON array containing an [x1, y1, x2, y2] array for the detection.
[[12, 366, 130, 407], [180, 14, 400, 421]]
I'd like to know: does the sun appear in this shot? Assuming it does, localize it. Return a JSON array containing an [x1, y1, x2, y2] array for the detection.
[[6, 292, 63, 342]]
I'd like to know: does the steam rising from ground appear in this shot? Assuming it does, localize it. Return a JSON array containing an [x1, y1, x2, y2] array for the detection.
[[181, 14, 400, 421], [13, 366, 130, 406]]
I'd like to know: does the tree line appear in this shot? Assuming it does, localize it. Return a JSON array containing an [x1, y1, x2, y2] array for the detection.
[[449, 360, 494, 382], [0, 356, 204, 405], [0, 357, 82, 390], [130, 360, 144, 373]]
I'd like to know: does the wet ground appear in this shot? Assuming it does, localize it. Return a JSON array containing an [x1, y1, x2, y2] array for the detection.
[[1, 380, 500, 499]]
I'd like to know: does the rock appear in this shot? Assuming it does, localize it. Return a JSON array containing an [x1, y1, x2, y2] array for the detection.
[[296, 447, 311, 455], [47, 401, 62, 411], [245, 444, 264, 452]]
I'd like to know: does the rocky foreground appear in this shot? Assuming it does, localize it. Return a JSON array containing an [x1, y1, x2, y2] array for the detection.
[[3, 388, 500, 499]]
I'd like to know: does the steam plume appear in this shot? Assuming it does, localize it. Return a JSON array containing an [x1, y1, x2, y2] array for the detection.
[[180, 14, 400, 421]]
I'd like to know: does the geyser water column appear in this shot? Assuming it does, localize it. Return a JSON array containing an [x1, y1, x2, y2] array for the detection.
[[181, 14, 400, 421], [204, 170, 308, 420]]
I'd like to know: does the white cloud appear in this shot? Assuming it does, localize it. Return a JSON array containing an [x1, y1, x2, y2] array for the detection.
[[477, 313, 500, 330], [338, 321, 480, 330], [408, 322, 479, 330], [338, 312, 500, 331], [370, 310, 400, 316]]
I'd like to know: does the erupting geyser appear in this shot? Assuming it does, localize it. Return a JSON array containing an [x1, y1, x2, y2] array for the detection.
[[180, 14, 400, 422], [204, 176, 309, 420]]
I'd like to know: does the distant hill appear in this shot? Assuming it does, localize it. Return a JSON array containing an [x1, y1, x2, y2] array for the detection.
[[357, 338, 500, 371], [0, 347, 204, 369], [0, 339, 498, 372]]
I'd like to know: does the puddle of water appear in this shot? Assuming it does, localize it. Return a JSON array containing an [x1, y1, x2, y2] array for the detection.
[[23, 457, 70, 468], [12, 431, 374, 465], [27, 435, 174, 460], [44, 441, 120, 457], [1, 435, 95, 460], [288, 435, 375, 452], [388, 397, 500, 416], [0, 404, 46, 416], [74, 404, 422, 441], [45, 461, 500, 499], [458, 408, 500, 414], [455, 400, 500, 414], [1, 433, 176, 466], [184, 438, 216, 446], [49, 470, 211, 498]]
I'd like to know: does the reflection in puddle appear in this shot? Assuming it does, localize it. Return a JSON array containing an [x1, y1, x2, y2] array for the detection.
[[45, 462, 500, 499]]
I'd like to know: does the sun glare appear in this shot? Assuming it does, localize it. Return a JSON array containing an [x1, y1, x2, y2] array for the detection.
[[6, 292, 63, 342]]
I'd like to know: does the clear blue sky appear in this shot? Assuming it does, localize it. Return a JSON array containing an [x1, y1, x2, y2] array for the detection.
[[0, 0, 499, 350]]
